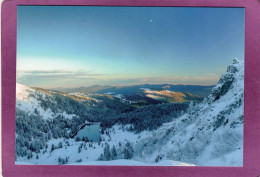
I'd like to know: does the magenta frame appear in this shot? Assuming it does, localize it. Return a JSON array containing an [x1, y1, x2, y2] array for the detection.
[[2, 0, 260, 176]]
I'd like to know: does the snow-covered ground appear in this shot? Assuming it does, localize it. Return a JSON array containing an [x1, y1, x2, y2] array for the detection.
[[69, 160, 195, 166], [16, 83, 78, 120], [15, 129, 195, 166]]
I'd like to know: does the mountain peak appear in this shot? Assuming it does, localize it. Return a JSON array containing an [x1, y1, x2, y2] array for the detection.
[[233, 58, 239, 64], [208, 59, 244, 103], [16, 83, 34, 101]]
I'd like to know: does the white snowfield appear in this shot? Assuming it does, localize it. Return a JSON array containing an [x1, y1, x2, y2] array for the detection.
[[69, 160, 195, 166], [16, 59, 244, 166], [15, 136, 195, 166], [16, 83, 78, 120]]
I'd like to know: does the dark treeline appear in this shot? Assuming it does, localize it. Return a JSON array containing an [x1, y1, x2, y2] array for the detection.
[[16, 109, 50, 158], [100, 103, 189, 132]]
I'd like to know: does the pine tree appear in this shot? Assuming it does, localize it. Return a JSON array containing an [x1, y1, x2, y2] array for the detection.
[[98, 153, 104, 161], [155, 154, 162, 163], [75, 137, 81, 142], [58, 142, 63, 148], [78, 146, 82, 153], [103, 143, 111, 160], [111, 145, 117, 160], [51, 144, 55, 152], [123, 142, 134, 159]]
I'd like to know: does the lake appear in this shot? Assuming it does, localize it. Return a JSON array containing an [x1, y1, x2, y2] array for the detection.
[[74, 123, 101, 142]]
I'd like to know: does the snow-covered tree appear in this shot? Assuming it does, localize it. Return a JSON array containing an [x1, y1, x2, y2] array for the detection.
[[123, 141, 134, 159], [103, 143, 111, 160], [111, 145, 117, 160]]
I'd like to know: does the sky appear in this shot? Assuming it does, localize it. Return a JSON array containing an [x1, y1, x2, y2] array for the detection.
[[17, 6, 245, 88]]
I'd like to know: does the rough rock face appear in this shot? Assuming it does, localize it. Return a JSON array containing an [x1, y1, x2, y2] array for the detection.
[[208, 58, 243, 103], [135, 59, 244, 166]]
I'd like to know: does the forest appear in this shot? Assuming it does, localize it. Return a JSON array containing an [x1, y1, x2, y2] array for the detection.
[[15, 97, 189, 160]]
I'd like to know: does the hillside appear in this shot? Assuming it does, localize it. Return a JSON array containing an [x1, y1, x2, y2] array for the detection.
[[16, 83, 134, 121], [131, 59, 244, 166], [143, 89, 201, 103]]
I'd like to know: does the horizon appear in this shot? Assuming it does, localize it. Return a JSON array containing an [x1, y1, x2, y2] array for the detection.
[[17, 81, 215, 90], [17, 6, 245, 88], [46, 83, 216, 89]]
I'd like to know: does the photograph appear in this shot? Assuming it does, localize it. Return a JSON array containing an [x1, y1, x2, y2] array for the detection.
[[15, 6, 245, 166]]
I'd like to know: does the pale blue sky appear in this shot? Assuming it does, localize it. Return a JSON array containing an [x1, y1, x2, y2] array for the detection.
[[17, 6, 245, 88]]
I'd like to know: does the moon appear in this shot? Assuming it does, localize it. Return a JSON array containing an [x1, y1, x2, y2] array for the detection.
[[150, 19, 153, 23]]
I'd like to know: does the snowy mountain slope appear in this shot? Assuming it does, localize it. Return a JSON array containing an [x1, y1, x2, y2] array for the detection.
[[132, 59, 244, 166], [16, 83, 78, 119], [16, 83, 134, 121]]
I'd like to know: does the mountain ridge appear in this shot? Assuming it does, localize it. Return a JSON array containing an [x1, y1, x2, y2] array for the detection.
[[53, 84, 214, 97]]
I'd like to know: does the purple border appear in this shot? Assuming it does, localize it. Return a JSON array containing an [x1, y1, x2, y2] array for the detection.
[[2, 0, 260, 176]]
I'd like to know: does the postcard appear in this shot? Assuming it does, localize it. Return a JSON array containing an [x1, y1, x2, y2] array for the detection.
[[15, 6, 245, 166]]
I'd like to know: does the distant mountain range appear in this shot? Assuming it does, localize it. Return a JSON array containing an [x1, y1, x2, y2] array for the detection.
[[54, 84, 214, 96], [41, 84, 214, 108], [53, 84, 214, 103]]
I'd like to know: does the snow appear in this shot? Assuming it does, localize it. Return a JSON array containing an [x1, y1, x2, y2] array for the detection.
[[16, 138, 104, 165], [102, 124, 150, 146], [105, 92, 114, 95], [112, 94, 136, 104], [68, 92, 102, 102], [146, 94, 164, 100], [114, 94, 124, 99], [15, 162, 34, 165], [16, 83, 79, 120], [69, 159, 195, 166], [199, 149, 243, 166], [16, 83, 54, 119], [15, 136, 195, 166], [140, 88, 151, 91]]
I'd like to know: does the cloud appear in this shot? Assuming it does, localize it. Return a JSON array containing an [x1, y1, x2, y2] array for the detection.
[[17, 69, 103, 79], [98, 75, 219, 86], [17, 69, 220, 88], [16, 69, 106, 88]]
